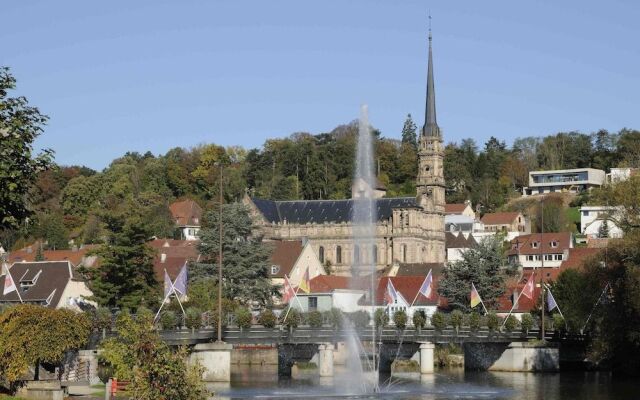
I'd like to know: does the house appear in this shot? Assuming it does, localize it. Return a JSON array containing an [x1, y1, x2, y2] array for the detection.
[[374, 276, 440, 323], [0, 261, 95, 310], [580, 206, 623, 239], [147, 239, 200, 283], [445, 232, 477, 263], [480, 212, 529, 241], [444, 201, 475, 219], [351, 177, 387, 199], [445, 214, 480, 235], [507, 232, 573, 269], [169, 199, 202, 241], [606, 167, 638, 184], [269, 240, 325, 292], [522, 168, 606, 196], [291, 275, 368, 313], [8, 243, 100, 269]]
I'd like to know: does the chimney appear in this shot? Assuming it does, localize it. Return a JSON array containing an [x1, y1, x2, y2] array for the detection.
[[161, 253, 167, 263], [26, 246, 33, 254]]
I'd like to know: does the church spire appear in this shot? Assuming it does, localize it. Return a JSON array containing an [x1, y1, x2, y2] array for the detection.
[[423, 16, 440, 137]]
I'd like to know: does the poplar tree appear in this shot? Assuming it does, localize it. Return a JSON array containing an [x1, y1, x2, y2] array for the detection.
[[401, 113, 418, 150]]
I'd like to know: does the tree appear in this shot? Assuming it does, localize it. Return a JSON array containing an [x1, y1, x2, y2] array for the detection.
[[598, 219, 610, 238], [438, 235, 515, 311], [549, 269, 600, 333], [0, 67, 53, 229], [401, 114, 417, 150], [34, 212, 68, 250], [80, 217, 158, 309], [195, 203, 276, 306], [100, 311, 206, 400], [592, 174, 640, 234], [0, 305, 90, 385]]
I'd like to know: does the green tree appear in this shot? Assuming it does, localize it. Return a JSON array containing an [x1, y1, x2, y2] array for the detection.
[[438, 235, 515, 312], [100, 311, 206, 400], [401, 113, 417, 150], [34, 212, 68, 250], [0, 67, 53, 229], [196, 203, 276, 306], [80, 218, 158, 309], [549, 269, 600, 333], [0, 305, 91, 384], [598, 219, 610, 238]]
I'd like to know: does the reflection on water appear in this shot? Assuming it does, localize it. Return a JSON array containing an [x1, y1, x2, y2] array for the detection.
[[209, 365, 638, 400]]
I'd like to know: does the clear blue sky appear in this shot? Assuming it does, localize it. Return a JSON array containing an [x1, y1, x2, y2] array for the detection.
[[3, 0, 639, 170]]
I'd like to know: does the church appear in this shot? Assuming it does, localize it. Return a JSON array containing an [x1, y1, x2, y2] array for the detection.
[[245, 31, 445, 276]]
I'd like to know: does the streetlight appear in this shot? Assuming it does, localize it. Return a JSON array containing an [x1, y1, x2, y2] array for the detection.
[[217, 163, 223, 343]]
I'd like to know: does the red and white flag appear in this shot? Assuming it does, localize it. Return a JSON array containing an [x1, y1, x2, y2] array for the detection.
[[384, 279, 398, 305], [521, 273, 536, 299], [3, 264, 17, 296], [282, 275, 296, 304]]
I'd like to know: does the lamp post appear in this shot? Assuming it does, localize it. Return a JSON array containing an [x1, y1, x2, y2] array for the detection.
[[540, 198, 545, 341], [217, 164, 223, 343]]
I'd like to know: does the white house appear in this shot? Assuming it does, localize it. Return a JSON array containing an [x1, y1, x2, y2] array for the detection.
[[507, 232, 573, 269], [269, 240, 326, 294], [374, 276, 439, 324], [169, 199, 202, 241], [291, 275, 367, 313], [444, 201, 475, 219], [606, 167, 637, 184], [445, 232, 477, 263], [580, 206, 623, 238]]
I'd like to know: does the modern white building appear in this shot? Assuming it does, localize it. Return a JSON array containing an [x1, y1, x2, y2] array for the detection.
[[606, 167, 637, 184], [522, 168, 605, 196], [580, 206, 623, 238]]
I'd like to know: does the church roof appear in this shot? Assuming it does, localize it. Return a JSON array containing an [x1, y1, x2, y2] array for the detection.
[[251, 197, 418, 225]]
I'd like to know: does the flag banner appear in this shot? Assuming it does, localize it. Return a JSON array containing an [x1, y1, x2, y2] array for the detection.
[[547, 288, 558, 311], [521, 273, 536, 299], [282, 275, 296, 304], [173, 263, 188, 295], [163, 270, 173, 298], [419, 269, 433, 298], [470, 283, 482, 308], [384, 279, 398, 305], [3, 267, 17, 296], [299, 268, 311, 293]]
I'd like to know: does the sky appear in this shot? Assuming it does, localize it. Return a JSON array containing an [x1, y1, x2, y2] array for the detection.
[[3, 0, 639, 170]]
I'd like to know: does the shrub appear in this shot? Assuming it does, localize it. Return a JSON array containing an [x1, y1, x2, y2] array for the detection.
[[160, 310, 178, 330], [430, 311, 447, 331], [185, 307, 202, 330], [520, 313, 534, 334], [553, 314, 566, 333], [282, 308, 301, 330], [393, 310, 408, 330], [348, 310, 370, 328], [450, 310, 464, 333], [468, 312, 481, 331], [374, 309, 389, 328], [307, 310, 323, 328], [486, 312, 500, 331], [258, 309, 277, 328], [328, 308, 343, 328], [504, 315, 519, 332], [412, 310, 427, 330], [93, 307, 113, 332], [235, 307, 252, 330]]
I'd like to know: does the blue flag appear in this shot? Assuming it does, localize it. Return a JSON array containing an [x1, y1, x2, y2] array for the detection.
[[547, 288, 558, 311], [173, 263, 188, 296]]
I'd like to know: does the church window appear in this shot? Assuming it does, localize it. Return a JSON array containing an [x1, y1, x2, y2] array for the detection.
[[336, 246, 342, 264], [354, 245, 360, 264], [318, 246, 325, 264], [425, 165, 431, 172], [373, 245, 378, 264], [401, 244, 407, 263]]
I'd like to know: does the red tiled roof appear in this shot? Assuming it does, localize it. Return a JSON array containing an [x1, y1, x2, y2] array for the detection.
[[149, 239, 200, 281], [169, 199, 202, 226], [560, 247, 601, 269], [269, 240, 304, 278], [508, 232, 572, 256], [494, 273, 542, 313], [445, 204, 467, 214], [481, 212, 521, 225], [309, 275, 353, 293], [375, 276, 439, 306], [8, 244, 100, 267]]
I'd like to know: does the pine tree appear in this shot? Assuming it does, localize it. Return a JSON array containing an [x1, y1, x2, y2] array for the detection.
[[401, 114, 418, 150], [34, 243, 45, 262], [598, 219, 610, 238], [195, 203, 276, 306]]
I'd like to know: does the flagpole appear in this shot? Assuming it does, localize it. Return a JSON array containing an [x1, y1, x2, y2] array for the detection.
[[410, 270, 432, 308], [4, 266, 23, 304], [582, 282, 610, 332], [502, 285, 526, 327], [282, 284, 302, 322]]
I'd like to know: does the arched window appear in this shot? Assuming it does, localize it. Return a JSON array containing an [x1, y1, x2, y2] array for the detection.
[[402, 244, 407, 263], [318, 246, 325, 264], [336, 246, 342, 264], [354, 245, 360, 264], [373, 245, 378, 264]]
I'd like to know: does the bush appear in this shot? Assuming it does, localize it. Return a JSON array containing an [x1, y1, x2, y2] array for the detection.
[[504, 315, 519, 332], [307, 310, 323, 328], [160, 310, 178, 330], [486, 312, 500, 331], [282, 308, 301, 330], [450, 310, 464, 332], [185, 307, 202, 330], [348, 310, 370, 328], [553, 313, 566, 333], [328, 308, 343, 328], [520, 313, 534, 334], [393, 310, 408, 330], [430, 311, 447, 331], [374, 309, 389, 328], [93, 307, 113, 332], [468, 312, 481, 331], [412, 310, 427, 330], [235, 307, 252, 330], [258, 309, 277, 328]]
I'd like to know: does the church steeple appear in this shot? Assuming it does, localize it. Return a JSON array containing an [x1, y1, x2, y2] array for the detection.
[[422, 23, 440, 138]]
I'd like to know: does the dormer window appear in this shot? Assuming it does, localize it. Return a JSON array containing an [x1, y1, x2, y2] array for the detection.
[[193, 218, 199, 224], [550, 241, 558, 248], [19, 269, 42, 288], [531, 242, 539, 249], [270, 265, 280, 275]]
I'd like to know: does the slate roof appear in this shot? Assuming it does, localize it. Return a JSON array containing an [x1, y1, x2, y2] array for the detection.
[[0, 261, 75, 307], [251, 197, 418, 224], [445, 232, 477, 249]]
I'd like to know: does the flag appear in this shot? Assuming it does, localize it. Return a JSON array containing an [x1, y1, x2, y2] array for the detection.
[[298, 268, 310, 293], [173, 263, 188, 296], [470, 283, 482, 308], [3, 265, 17, 296], [522, 273, 536, 299], [384, 279, 398, 305], [418, 269, 433, 298], [163, 270, 173, 298], [282, 275, 296, 304], [547, 287, 558, 311]]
